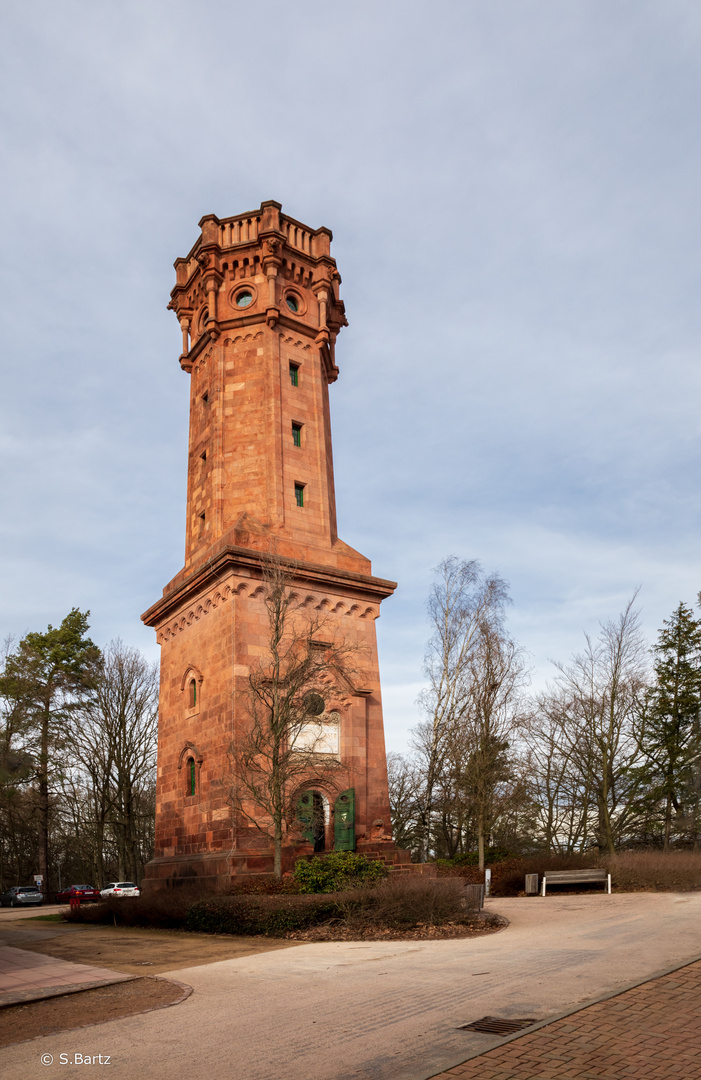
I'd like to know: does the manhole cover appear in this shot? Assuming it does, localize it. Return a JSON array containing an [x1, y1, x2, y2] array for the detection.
[[459, 1016, 539, 1035]]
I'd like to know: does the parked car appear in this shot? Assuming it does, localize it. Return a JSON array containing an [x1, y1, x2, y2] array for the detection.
[[55, 884, 101, 904], [100, 882, 140, 898], [1, 886, 44, 908]]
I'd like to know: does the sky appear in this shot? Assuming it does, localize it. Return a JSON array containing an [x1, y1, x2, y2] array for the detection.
[[2, 1, 701, 753]]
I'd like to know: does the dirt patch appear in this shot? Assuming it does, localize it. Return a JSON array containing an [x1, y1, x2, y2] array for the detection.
[[14, 923, 296, 974], [0, 977, 188, 1047], [285, 913, 508, 941]]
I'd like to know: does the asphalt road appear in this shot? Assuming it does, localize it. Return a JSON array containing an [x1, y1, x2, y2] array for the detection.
[[2, 893, 700, 1080], [0, 905, 68, 921]]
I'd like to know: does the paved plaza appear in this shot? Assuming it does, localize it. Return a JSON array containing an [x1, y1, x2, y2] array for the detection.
[[0, 944, 133, 1006], [0, 894, 700, 1079]]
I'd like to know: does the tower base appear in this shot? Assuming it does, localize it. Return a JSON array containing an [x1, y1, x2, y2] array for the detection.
[[141, 840, 414, 893]]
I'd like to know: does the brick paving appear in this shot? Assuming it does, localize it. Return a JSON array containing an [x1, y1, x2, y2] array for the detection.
[[430, 958, 701, 1080]]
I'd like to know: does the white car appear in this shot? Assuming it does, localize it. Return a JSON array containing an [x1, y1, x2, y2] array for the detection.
[[100, 881, 141, 898]]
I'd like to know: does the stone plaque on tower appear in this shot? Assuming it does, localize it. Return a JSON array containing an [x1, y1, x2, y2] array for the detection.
[[142, 201, 402, 888]]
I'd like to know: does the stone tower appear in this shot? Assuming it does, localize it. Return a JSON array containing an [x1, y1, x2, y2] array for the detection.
[[142, 201, 402, 887]]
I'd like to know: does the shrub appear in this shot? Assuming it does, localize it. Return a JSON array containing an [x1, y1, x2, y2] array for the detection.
[[336, 876, 469, 930], [186, 894, 341, 936], [293, 851, 388, 893], [63, 888, 209, 929], [603, 850, 701, 892], [228, 876, 301, 895], [437, 852, 605, 896], [61, 872, 496, 936], [437, 849, 701, 895]]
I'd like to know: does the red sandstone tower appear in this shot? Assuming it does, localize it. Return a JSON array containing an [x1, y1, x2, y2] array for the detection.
[[142, 201, 401, 886]]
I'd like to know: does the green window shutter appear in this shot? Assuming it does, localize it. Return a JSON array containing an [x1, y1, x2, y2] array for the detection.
[[334, 789, 355, 851], [296, 791, 314, 843]]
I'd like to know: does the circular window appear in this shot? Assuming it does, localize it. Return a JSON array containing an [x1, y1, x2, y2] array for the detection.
[[304, 692, 325, 716], [236, 291, 253, 308], [285, 294, 300, 313]]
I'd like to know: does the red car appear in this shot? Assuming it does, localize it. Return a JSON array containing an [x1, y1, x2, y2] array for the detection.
[[55, 884, 101, 904]]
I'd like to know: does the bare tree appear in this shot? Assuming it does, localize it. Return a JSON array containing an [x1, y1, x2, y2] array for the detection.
[[230, 557, 357, 878], [447, 624, 527, 868], [72, 641, 158, 881], [523, 696, 594, 854], [530, 596, 649, 854], [386, 751, 424, 854], [414, 557, 524, 864]]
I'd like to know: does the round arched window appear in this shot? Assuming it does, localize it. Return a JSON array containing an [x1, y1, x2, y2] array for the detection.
[[236, 290, 253, 308], [285, 294, 299, 312]]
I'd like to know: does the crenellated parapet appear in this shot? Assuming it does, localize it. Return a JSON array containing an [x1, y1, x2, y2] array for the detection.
[[168, 200, 347, 379]]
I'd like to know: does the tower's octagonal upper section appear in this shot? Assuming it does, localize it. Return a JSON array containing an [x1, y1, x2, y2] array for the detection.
[[155, 200, 386, 592], [169, 200, 347, 379]]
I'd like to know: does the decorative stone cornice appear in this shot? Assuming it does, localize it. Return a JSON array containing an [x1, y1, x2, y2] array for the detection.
[[153, 573, 382, 644]]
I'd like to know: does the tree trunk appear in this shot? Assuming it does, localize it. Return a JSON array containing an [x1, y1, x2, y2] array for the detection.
[[38, 706, 50, 892], [273, 814, 283, 879], [663, 791, 672, 850], [477, 812, 485, 872]]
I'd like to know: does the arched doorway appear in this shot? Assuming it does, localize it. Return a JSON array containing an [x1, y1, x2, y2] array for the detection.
[[311, 791, 325, 852], [296, 789, 329, 852]]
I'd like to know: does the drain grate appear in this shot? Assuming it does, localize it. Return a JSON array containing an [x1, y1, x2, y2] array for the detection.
[[458, 1016, 540, 1035]]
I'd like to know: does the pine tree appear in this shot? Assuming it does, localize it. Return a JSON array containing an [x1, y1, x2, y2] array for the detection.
[[640, 603, 701, 848], [0, 610, 100, 890]]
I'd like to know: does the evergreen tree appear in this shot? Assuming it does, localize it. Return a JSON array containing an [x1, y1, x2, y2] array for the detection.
[[0, 610, 100, 889], [639, 603, 701, 848]]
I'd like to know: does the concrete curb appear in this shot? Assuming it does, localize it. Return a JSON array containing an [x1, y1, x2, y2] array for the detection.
[[0, 975, 137, 1008]]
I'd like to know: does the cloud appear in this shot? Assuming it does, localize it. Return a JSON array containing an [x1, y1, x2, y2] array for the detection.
[[2, 1, 700, 749]]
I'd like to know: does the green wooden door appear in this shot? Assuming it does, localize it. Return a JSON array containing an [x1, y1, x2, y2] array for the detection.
[[334, 789, 355, 851], [296, 791, 314, 843]]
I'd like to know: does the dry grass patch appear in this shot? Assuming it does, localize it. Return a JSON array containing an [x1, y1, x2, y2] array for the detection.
[[17, 923, 295, 973], [605, 850, 701, 891]]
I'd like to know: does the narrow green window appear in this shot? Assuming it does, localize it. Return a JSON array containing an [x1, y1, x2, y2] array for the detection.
[[292, 423, 302, 447], [289, 363, 299, 387], [189, 679, 197, 708], [188, 758, 196, 797], [295, 483, 304, 507]]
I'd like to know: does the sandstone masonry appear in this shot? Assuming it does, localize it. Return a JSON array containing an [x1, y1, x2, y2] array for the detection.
[[141, 201, 403, 888]]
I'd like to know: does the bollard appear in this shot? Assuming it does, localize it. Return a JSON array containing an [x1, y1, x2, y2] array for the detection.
[[70, 895, 81, 910]]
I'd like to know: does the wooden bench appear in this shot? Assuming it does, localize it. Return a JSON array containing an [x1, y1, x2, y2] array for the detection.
[[540, 869, 611, 896]]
